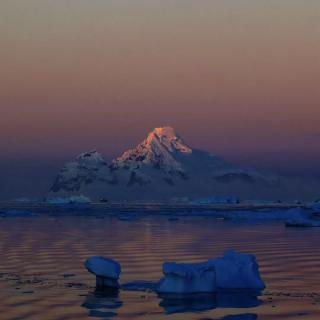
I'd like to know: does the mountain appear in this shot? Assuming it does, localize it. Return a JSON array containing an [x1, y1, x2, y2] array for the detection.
[[50, 127, 280, 201]]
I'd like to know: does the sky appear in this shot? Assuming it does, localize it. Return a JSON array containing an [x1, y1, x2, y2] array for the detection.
[[0, 0, 320, 199]]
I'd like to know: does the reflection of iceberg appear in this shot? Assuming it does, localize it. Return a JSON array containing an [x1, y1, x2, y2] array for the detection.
[[159, 293, 217, 313], [221, 314, 257, 320], [121, 280, 157, 291], [88, 310, 117, 318], [81, 289, 122, 318], [216, 290, 262, 308], [159, 290, 262, 314]]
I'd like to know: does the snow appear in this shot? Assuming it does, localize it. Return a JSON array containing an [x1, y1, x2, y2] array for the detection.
[[157, 250, 265, 294], [151, 127, 193, 154], [85, 257, 121, 288], [212, 168, 278, 185], [113, 126, 191, 174], [77, 150, 106, 164]]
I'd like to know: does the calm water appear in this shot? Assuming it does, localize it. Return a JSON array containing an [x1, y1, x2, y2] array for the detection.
[[0, 215, 320, 320]]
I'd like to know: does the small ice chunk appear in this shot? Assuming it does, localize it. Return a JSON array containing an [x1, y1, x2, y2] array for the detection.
[[85, 257, 121, 288], [212, 251, 265, 290]]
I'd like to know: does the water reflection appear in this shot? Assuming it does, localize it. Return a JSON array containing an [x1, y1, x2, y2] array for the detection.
[[1, 216, 320, 319], [82, 288, 122, 318], [159, 290, 262, 314], [220, 314, 257, 320]]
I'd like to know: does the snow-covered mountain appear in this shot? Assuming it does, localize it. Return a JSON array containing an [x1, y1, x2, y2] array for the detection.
[[50, 127, 280, 201]]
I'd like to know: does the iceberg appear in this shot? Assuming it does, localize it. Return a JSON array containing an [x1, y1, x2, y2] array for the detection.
[[157, 251, 265, 294], [157, 261, 216, 294], [212, 251, 265, 290], [85, 257, 121, 289]]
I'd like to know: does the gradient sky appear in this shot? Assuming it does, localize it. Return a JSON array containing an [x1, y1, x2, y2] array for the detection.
[[0, 0, 320, 198]]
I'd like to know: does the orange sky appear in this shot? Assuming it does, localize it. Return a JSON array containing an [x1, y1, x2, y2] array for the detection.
[[0, 0, 319, 176]]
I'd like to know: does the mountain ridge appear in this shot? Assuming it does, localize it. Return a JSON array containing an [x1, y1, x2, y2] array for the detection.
[[50, 127, 279, 200]]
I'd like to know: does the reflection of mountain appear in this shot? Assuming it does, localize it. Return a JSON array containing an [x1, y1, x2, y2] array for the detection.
[[50, 126, 280, 201], [159, 290, 262, 314]]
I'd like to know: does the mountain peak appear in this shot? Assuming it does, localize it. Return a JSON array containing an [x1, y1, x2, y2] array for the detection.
[[113, 127, 192, 173], [151, 126, 177, 139], [145, 126, 192, 154]]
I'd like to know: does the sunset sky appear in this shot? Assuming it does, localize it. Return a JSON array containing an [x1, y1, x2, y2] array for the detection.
[[0, 0, 320, 198]]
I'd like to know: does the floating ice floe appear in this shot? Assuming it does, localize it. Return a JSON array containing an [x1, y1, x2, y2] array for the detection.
[[285, 207, 320, 227], [85, 257, 121, 289], [0, 209, 38, 217], [157, 250, 265, 294], [191, 196, 239, 205], [221, 207, 310, 221], [46, 195, 91, 205], [13, 197, 41, 203], [309, 201, 320, 213], [285, 217, 320, 227]]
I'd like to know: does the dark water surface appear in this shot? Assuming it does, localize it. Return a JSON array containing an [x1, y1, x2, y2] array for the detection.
[[0, 215, 320, 320]]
